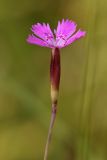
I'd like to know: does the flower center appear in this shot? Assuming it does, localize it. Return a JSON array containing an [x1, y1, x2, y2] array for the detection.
[[56, 34, 67, 47]]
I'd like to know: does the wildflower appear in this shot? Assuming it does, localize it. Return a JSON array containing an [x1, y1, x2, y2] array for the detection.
[[27, 19, 86, 160], [27, 19, 86, 48]]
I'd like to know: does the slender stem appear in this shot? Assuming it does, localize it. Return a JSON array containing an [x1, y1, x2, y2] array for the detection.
[[44, 48, 60, 160], [44, 102, 57, 160]]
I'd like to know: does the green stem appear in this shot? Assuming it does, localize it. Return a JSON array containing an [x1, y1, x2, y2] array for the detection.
[[44, 103, 57, 160]]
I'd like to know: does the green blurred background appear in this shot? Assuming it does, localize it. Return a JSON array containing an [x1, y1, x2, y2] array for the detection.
[[0, 0, 107, 159]]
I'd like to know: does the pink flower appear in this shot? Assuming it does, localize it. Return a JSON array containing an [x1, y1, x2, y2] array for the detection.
[[27, 19, 86, 160], [27, 19, 86, 48]]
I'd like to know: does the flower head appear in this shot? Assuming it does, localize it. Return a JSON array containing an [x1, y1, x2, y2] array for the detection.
[[27, 19, 86, 48]]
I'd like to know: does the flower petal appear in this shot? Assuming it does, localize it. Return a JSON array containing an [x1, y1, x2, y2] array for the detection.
[[55, 19, 77, 39], [27, 34, 52, 48], [64, 30, 86, 47], [31, 23, 55, 45]]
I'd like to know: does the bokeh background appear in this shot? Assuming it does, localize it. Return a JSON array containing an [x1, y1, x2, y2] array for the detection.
[[0, 0, 107, 159]]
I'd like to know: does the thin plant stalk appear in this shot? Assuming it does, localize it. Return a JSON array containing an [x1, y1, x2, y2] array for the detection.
[[44, 102, 57, 160], [44, 48, 60, 160]]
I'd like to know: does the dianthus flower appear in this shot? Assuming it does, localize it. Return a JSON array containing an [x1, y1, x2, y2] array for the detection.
[[27, 19, 85, 48], [27, 19, 86, 160]]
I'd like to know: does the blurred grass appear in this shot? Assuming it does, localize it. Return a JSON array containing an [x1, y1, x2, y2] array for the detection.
[[0, 0, 107, 159]]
